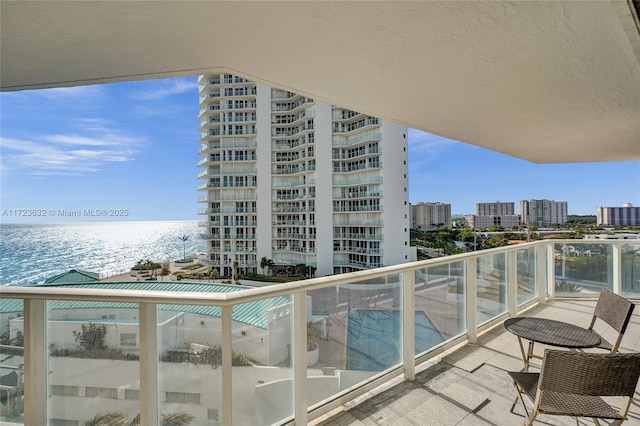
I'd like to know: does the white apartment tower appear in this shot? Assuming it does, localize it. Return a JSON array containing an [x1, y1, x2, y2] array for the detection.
[[411, 202, 452, 230], [198, 74, 410, 277], [476, 201, 515, 216], [520, 199, 568, 228]]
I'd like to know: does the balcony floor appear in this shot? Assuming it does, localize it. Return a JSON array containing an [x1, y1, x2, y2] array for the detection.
[[313, 298, 640, 426]]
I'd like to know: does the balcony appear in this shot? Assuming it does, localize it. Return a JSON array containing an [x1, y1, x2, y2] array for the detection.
[[1, 240, 639, 425]]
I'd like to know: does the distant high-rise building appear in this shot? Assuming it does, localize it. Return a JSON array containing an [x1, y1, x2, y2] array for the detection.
[[476, 201, 515, 216], [597, 204, 640, 226], [520, 199, 568, 228], [464, 214, 521, 230], [198, 73, 410, 277], [470, 201, 519, 229], [411, 202, 451, 230]]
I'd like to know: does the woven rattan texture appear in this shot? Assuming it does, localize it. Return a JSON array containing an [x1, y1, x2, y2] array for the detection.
[[593, 289, 635, 334], [540, 350, 640, 396], [504, 317, 601, 349], [510, 350, 640, 421]]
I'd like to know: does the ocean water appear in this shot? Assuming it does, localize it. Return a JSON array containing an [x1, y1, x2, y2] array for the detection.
[[0, 221, 206, 286]]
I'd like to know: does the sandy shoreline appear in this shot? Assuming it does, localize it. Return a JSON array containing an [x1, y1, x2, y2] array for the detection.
[[98, 260, 273, 287]]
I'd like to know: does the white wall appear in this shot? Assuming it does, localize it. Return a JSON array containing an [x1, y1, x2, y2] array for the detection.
[[380, 122, 410, 266], [45, 357, 372, 425], [313, 102, 335, 277]]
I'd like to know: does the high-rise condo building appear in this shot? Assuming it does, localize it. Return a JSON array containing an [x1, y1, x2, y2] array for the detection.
[[464, 214, 521, 230], [469, 201, 520, 229], [198, 74, 410, 277], [476, 201, 515, 216], [411, 202, 452, 230], [520, 199, 568, 228], [597, 204, 640, 226]]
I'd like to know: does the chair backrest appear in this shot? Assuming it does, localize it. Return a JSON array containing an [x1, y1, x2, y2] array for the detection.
[[538, 350, 640, 397], [592, 289, 634, 334]]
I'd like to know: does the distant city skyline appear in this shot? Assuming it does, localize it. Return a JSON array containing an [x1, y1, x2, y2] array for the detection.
[[1, 77, 639, 222]]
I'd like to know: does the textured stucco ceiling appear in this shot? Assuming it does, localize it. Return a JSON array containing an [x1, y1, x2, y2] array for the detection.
[[1, 1, 639, 163]]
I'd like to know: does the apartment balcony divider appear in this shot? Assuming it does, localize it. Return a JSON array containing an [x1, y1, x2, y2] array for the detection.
[[2, 240, 639, 425]]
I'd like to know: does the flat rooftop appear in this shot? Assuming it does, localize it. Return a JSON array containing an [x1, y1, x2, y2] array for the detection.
[[314, 298, 640, 426]]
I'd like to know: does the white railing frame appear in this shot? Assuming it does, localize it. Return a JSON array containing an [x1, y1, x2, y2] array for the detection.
[[139, 302, 159, 426], [2, 239, 635, 425]]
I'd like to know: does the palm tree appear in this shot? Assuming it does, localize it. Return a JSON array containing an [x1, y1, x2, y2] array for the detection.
[[86, 411, 128, 426], [295, 263, 308, 278], [160, 266, 170, 281], [178, 235, 189, 261], [161, 413, 196, 426], [232, 260, 239, 285], [209, 267, 219, 282], [87, 412, 194, 426], [260, 256, 268, 275], [260, 257, 275, 276]]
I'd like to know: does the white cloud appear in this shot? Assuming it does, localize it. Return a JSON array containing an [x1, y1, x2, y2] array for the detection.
[[130, 78, 198, 100], [0, 126, 143, 176], [43, 134, 120, 147], [36, 85, 106, 100]]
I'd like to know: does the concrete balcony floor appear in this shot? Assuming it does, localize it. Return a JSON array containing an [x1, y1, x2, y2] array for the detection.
[[313, 299, 640, 426]]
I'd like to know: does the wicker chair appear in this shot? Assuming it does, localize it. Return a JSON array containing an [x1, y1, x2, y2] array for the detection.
[[588, 289, 635, 353], [509, 350, 640, 425]]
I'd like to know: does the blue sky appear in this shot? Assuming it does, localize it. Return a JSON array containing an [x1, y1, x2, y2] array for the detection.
[[1, 76, 638, 222]]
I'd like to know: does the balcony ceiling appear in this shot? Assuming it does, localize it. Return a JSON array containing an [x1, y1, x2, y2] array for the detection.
[[1, 1, 639, 163]]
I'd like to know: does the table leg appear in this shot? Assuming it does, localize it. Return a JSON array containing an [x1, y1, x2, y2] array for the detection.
[[527, 340, 535, 370], [516, 336, 529, 371]]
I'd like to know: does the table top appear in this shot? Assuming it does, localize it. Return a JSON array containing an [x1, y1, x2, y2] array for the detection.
[[504, 317, 601, 349]]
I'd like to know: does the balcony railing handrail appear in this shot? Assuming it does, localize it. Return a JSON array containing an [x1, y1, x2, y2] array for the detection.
[[4, 238, 632, 306], [1, 239, 554, 306]]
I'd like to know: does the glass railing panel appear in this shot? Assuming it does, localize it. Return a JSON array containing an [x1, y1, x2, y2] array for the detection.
[[46, 301, 140, 426], [414, 262, 466, 355], [476, 252, 507, 325], [231, 295, 293, 426], [306, 274, 402, 409], [554, 242, 612, 295], [516, 246, 538, 305], [158, 303, 221, 425], [622, 243, 640, 295], [0, 298, 24, 424]]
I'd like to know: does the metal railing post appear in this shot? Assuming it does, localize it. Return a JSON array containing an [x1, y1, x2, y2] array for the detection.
[[546, 243, 556, 300], [139, 302, 159, 426], [612, 242, 622, 294], [293, 292, 308, 425], [507, 250, 518, 316], [536, 244, 547, 304], [402, 270, 415, 381], [24, 298, 46, 426], [466, 258, 478, 344], [221, 305, 233, 426]]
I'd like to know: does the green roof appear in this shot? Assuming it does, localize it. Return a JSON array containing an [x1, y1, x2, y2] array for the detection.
[[43, 269, 100, 284], [0, 297, 24, 315], [1, 282, 290, 330]]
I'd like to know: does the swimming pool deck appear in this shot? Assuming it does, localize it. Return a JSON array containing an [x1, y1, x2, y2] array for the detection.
[[312, 298, 640, 426]]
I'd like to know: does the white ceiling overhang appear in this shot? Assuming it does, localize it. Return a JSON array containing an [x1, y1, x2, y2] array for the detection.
[[1, 1, 639, 163]]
